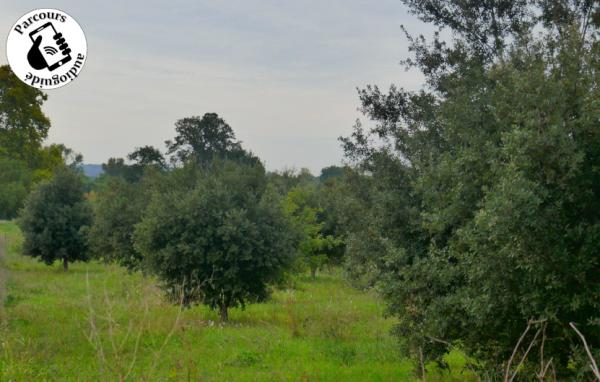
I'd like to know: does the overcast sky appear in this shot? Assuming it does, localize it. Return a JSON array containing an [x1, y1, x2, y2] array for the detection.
[[1, 0, 429, 173]]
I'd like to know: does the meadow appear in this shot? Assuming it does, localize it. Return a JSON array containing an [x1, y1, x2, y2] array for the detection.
[[0, 222, 476, 381]]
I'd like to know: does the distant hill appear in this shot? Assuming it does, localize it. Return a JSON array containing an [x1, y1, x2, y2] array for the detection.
[[82, 164, 103, 178]]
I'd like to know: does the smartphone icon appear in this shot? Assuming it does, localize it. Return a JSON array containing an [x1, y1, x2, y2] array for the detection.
[[29, 22, 71, 71]]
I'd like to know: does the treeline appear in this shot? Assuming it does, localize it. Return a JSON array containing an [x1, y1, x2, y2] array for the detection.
[[0, 62, 348, 324], [16, 111, 348, 323], [4, 0, 600, 378]]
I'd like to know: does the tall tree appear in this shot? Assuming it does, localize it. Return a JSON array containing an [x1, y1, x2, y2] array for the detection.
[[128, 145, 166, 169], [0, 67, 76, 218], [341, 0, 600, 376], [0, 65, 50, 164], [165, 113, 259, 166]]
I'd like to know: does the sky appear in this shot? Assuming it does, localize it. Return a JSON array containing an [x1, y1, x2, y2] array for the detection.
[[1, 0, 429, 174]]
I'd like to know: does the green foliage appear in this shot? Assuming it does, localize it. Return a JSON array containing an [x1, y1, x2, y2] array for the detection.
[[319, 165, 346, 182], [0, 65, 50, 164], [100, 145, 165, 183], [165, 113, 259, 166], [267, 167, 316, 195], [0, 66, 73, 218], [101, 157, 140, 182], [127, 145, 166, 169], [87, 175, 149, 270], [134, 161, 297, 321], [283, 186, 342, 278], [316, 174, 366, 268], [341, 0, 600, 375], [0, 158, 32, 219], [88, 145, 166, 270], [18, 167, 92, 270]]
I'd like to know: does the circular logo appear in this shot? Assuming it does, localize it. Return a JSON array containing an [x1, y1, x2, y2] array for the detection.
[[6, 9, 87, 90]]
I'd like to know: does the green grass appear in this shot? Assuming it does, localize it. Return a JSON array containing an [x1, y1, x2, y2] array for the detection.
[[0, 222, 476, 381]]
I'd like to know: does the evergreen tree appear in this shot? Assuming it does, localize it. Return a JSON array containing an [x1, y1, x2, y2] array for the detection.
[[341, 0, 600, 375], [19, 167, 92, 271], [134, 161, 296, 322]]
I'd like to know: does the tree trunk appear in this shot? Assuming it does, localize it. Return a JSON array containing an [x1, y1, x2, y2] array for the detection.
[[63, 257, 68, 272], [219, 304, 228, 323], [310, 267, 317, 280]]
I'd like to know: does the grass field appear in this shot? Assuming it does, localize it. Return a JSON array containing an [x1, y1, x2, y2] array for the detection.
[[0, 222, 475, 381]]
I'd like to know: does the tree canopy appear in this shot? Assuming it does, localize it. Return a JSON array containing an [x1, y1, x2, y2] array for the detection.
[[340, 0, 600, 376], [0, 65, 50, 164], [19, 166, 92, 271], [165, 113, 259, 166], [134, 160, 297, 322], [87, 175, 151, 270], [0, 66, 73, 218]]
